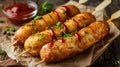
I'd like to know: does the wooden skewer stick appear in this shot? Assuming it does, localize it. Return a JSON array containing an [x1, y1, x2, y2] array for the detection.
[[92, 0, 111, 15], [6, 41, 18, 50], [35, 60, 45, 65], [76, 0, 88, 7], [16, 49, 30, 57], [107, 10, 120, 23]]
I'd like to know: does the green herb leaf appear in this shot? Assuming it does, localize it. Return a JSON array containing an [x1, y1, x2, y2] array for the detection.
[[39, 0, 54, 13], [10, 27, 16, 32], [41, 33, 45, 37], [54, 22, 61, 28], [0, 50, 5, 55], [63, 32, 74, 38], [37, 33, 45, 37], [0, 20, 4, 23], [34, 16, 42, 21], [4, 26, 9, 32]]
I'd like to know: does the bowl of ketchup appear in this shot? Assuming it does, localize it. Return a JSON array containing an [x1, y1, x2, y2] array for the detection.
[[2, 0, 38, 25]]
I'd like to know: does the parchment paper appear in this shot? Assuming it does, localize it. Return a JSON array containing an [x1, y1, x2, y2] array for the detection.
[[0, 1, 120, 67]]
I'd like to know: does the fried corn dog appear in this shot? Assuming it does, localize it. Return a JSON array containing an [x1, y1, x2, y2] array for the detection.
[[14, 5, 80, 45], [24, 12, 96, 56], [40, 21, 109, 62]]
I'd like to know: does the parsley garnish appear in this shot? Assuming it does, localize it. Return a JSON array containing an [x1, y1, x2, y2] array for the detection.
[[0, 50, 5, 55], [10, 27, 16, 32], [39, 0, 54, 13], [63, 32, 74, 38], [37, 33, 45, 37], [54, 22, 61, 28], [32, 16, 42, 22], [4, 26, 16, 32], [4, 26, 9, 32]]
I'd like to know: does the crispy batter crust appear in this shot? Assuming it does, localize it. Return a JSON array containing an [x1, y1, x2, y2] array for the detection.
[[14, 5, 79, 44], [40, 21, 109, 63], [24, 12, 96, 56]]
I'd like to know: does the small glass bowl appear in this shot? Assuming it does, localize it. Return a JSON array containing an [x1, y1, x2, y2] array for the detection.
[[2, 0, 38, 25]]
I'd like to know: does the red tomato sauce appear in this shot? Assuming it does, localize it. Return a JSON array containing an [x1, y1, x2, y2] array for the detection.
[[4, 3, 36, 24]]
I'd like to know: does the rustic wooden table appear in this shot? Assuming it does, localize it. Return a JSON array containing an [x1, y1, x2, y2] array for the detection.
[[0, 0, 120, 67]]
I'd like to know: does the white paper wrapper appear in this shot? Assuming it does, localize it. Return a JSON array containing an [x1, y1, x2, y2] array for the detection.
[[0, 1, 120, 67]]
